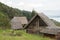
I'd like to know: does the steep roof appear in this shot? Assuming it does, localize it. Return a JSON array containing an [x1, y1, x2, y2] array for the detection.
[[24, 13, 56, 29], [38, 13, 56, 26], [11, 17, 28, 24]]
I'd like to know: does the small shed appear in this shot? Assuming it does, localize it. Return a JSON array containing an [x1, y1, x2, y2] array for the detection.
[[11, 17, 28, 30], [24, 13, 60, 38]]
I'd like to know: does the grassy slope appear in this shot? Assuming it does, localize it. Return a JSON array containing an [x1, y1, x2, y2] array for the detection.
[[0, 11, 10, 29], [0, 30, 51, 40]]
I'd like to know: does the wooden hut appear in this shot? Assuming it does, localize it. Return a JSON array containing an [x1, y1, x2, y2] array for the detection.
[[24, 13, 60, 38], [11, 17, 28, 30]]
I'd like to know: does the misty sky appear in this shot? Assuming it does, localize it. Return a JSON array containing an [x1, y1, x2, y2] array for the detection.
[[0, 0, 60, 22]]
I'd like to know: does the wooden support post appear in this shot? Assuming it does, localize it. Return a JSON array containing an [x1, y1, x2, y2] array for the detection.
[[38, 19, 39, 29]]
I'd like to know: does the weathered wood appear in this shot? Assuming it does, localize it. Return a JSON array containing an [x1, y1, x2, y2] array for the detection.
[[56, 32, 60, 40], [25, 13, 60, 38], [26, 15, 48, 34]]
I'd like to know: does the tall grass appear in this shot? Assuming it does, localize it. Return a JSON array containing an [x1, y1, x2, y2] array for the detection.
[[0, 29, 51, 40]]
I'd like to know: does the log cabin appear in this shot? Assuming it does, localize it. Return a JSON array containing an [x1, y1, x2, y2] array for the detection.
[[11, 17, 28, 30], [24, 13, 60, 38]]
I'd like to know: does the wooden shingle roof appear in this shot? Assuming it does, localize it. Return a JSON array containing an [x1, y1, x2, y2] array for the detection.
[[24, 13, 56, 29], [11, 17, 28, 29], [11, 17, 28, 24], [40, 26, 60, 35]]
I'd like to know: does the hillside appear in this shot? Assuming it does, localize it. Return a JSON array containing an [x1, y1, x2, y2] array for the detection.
[[51, 19, 60, 26], [0, 2, 60, 29], [0, 30, 51, 40], [0, 2, 34, 19], [0, 2, 35, 29]]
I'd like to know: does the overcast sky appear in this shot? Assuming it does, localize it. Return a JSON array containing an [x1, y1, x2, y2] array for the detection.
[[0, 0, 60, 22]]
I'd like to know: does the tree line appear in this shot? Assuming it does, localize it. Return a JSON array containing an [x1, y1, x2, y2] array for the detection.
[[0, 2, 36, 29]]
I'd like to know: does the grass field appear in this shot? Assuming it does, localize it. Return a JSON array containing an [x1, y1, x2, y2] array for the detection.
[[0, 29, 51, 40]]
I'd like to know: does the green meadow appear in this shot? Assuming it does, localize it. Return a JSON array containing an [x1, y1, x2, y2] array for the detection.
[[0, 29, 51, 40]]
